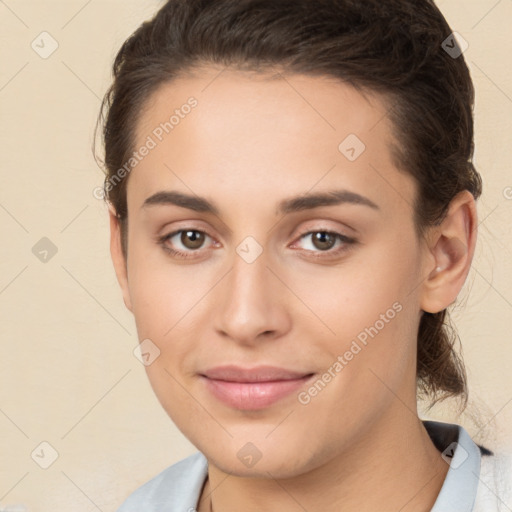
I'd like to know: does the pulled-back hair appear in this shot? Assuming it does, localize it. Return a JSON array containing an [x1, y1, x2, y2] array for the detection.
[[95, 0, 482, 411]]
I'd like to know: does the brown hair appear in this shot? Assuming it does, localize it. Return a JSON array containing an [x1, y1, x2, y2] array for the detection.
[[95, 0, 482, 412]]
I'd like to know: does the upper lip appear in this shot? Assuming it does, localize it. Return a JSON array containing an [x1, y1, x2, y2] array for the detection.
[[201, 365, 313, 383]]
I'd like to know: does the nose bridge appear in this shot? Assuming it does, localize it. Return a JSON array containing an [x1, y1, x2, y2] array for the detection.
[[229, 237, 274, 313], [232, 238, 270, 299], [214, 235, 287, 342], [227, 223, 274, 298]]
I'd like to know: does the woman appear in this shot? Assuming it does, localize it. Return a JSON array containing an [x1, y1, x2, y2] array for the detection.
[[96, 0, 510, 510]]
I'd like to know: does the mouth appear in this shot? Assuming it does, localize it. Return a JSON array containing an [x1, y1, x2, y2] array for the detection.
[[199, 365, 315, 410]]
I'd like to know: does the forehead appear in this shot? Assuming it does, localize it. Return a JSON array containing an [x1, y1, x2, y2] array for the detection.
[[135, 67, 388, 148], [128, 67, 414, 218]]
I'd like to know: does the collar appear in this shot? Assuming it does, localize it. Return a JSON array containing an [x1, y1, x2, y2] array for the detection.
[[424, 420, 482, 511]]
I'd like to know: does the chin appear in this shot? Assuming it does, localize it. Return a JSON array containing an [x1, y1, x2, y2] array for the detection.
[[198, 434, 320, 479], [211, 455, 311, 479]]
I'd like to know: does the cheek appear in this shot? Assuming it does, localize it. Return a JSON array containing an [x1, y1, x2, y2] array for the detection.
[[126, 244, 198, 334], [294, 239, 418, 341], [335, 252, 420, 400], [294, 299, 417, 443], [301, 239, 421, 395]]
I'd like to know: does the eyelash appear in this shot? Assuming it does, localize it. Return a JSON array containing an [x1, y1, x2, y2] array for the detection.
[[157, 228, 357, 261]]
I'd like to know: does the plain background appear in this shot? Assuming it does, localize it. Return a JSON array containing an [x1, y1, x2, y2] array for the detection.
[[0, 1, 511, 510]]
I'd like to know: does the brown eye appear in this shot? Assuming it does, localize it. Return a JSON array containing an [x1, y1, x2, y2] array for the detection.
[[292, 229, 357, 260], [158, 229, 214, 259], [180, 230, 205, 249], [310, 231, 337, 251]]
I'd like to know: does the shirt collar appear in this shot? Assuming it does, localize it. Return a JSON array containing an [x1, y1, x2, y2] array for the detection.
[[424, 420, 482, 511]]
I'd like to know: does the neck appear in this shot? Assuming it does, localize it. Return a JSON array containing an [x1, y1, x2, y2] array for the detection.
[[199, 403, 449, 512]]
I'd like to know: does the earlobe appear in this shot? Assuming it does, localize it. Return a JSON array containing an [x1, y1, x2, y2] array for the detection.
[[420, 190, 478, 314], [109, 205, 133, 313]]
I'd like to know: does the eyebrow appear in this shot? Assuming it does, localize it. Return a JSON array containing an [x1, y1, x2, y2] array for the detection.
[[141, 189, 379, 215]]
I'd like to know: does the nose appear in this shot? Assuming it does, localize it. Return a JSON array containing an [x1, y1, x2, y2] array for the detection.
[[213, 245, 292, 346]]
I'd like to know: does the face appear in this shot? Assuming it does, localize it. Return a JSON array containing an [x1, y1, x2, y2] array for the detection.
[[111, 67, 434, 478]]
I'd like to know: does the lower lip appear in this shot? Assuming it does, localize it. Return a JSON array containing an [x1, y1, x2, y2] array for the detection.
[[202, 375, 314, 410]]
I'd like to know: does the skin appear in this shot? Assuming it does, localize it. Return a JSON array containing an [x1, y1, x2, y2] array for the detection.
[[109, 67, 478, 512]]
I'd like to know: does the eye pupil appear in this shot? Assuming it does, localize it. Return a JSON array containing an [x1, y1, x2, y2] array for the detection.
[[182, 230, 205, 249], [313, 231, 336, 251]]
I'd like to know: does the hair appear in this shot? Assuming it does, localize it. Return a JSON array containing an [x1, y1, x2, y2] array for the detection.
[[94, 0, 482, 412]]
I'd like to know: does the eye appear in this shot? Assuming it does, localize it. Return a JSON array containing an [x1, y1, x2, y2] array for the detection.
[[158, 229, 215, 259], [157, 228, 357, 261], [292, 230, 356, 258]]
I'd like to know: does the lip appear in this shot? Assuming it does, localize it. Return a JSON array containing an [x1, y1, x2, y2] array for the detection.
[[200, 365, 314, 410]]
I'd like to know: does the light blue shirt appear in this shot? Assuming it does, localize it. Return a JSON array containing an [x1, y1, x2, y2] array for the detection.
[[116, 420, 489, 511]]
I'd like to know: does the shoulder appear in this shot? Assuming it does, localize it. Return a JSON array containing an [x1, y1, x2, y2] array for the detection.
[[474, 449, 512, 511], [116, 451, 208, 512]]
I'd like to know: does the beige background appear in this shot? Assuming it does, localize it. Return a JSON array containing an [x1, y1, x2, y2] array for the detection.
[[0, 0, 511, 510]]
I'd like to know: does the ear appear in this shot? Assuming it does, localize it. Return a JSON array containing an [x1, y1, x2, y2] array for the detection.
[[109, 204, 133, 312], [420, 190, 478, 314]]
